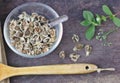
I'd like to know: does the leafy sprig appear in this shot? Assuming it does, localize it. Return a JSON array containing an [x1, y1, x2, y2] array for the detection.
[[80, 5, 120, 40], [96, 29, 116, 46]]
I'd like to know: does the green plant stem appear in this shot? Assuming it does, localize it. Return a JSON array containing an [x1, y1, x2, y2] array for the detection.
[[102, 29, 116, 40], [105, 29, 115, 36], [91, 22, 98, 26], [105, 11, 120, 19], [114, 11, 120, 16], [97, 24, 107, 27]]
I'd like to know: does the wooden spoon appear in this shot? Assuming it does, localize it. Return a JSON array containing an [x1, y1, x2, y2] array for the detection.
[[0, 63, 115, 81]]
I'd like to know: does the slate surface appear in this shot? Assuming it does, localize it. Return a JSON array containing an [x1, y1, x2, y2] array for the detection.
[[0, 0, 120, 83]]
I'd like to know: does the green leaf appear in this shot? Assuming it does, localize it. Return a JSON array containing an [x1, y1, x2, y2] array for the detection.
[[112, 17, 120, 27], [85, 25, 95, 40], [95, 14, 101, 25], [80, 20, 91, 26], [83, 11, 94, 21], [101, 15, 107, 21], [102, 5, 113, 15]]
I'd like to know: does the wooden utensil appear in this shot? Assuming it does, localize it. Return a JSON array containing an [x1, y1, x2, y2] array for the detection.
[[0, 63, 115, 82], [0, 22, 10, 83]]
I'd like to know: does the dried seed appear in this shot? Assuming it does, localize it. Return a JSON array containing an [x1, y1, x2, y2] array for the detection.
[[34, 27, 42, 33], [9, 20, 17, 28], [42, 47, 49, 53], [12, 36, 20, 42], [15, 31, 23, 37], [85, 45, 92, 56], [69, 53, 80, 62], [24, 29, 31, 37], [59, 51, 65, 59], [72, 34, 80, 43], [15, 26, 20, 30], [73, 43, 84, 51], [49, 37, 56, 43], [22, 49, 29, 54], [49, 29, 56, 38]]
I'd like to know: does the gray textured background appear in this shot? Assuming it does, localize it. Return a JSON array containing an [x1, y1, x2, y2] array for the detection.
[[0, 0, 120, 83]]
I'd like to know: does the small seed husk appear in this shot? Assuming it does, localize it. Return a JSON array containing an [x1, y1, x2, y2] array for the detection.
[[69, 53, 80, 62], [85, 45, 92, 56], [72, 34, 80, 43], [73, 43, 84, 52], [59, 51, 66, 59]]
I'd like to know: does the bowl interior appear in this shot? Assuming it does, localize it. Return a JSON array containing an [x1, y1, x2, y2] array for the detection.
[[4, 2, 63, 58]]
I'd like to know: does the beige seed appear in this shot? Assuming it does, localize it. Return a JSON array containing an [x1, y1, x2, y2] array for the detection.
[[59, 51, 65, 59], [73, 43, 84, 51], [72, 34, 80, 43], [85, 45, 92, 56], [69, 53, 80, 62]]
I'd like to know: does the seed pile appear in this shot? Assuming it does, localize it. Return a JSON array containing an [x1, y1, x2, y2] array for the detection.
[[9, 12, 56, 55]]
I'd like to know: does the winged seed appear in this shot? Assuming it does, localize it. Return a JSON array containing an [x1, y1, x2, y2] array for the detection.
[[72, 34, 80, 43], [73, 43, 84, 52], [69, 53, 80, 62], [85, 45, 92, 56], [59, 51, 66, 59]]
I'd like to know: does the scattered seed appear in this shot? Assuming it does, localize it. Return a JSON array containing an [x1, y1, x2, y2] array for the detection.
[[59, 51, 66, 59], [69, 53, 80, 62], [85, 45, 92, 56], [73, 43, 84, 52], [72, 34, 79, 43]]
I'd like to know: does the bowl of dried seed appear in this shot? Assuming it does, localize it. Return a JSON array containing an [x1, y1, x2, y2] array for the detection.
[[4, 2, 63, 58]]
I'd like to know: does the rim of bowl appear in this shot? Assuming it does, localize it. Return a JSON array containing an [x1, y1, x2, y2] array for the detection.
[[4, 2, 63, 58]]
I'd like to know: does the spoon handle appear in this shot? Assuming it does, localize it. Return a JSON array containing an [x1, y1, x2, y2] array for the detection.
[[48, 15, 68, 27], [13, 64, 97, 76]]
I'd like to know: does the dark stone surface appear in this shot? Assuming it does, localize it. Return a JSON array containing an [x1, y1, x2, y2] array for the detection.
[[0, 0, 120, 83]]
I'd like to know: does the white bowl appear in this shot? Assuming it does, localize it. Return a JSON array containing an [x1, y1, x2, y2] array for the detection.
[[4, 2, 63, 58]]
